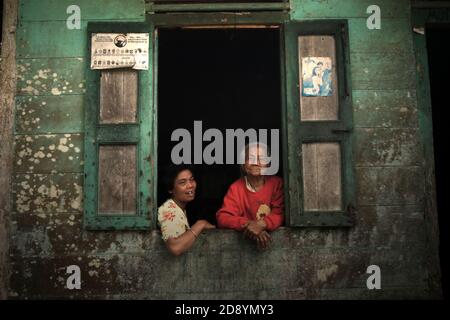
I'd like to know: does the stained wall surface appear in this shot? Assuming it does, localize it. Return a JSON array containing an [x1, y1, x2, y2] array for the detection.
[[7, 0, 441, 299]]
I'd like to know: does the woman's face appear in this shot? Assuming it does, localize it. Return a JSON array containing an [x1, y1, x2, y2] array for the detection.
[[244, 146, 269, 177], [170, 169, 196, 204]]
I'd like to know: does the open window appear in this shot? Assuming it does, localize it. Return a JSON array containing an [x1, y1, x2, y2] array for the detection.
[[157, 27, 282, 225], [284, 21, 356, 227], [84, 16, 355, 231]]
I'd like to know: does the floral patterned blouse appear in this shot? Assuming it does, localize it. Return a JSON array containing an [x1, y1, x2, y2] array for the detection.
[[158, 199, 190, 242]]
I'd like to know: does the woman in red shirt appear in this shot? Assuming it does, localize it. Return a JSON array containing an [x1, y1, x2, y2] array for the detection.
[[216, 143, 284, 249]]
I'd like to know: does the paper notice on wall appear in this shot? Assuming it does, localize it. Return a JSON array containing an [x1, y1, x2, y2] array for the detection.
[[90, 33, 149, 70]]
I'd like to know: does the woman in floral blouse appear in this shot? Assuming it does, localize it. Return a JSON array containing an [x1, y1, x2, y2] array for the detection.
[[158, 164, 215, 256]]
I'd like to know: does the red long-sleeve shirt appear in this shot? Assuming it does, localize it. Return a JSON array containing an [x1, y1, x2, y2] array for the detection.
[[216, 176, 284, 231]]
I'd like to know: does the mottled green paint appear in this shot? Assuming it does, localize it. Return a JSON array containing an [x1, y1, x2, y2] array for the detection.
[[353, 90, 418, 128], [351, 205, 424, 247], [19, 0, 145, 21], [13, 173, 83, 214], [14, 134, 83, 173], [355, 128, 422, 166], [356, 167, 424, 206], [10, 211, 82, 235], [16, 58, 86, 96], [17, 21, 87, 58], [8, 0, 442, 300], [290, 0, 410, 19], [350, 52, 416, 90], [15, 95, 84, 134], [348, 18, 413, 53]]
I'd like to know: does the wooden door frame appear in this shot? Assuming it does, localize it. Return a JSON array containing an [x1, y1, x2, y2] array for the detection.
[[146, 11, 290, 226]]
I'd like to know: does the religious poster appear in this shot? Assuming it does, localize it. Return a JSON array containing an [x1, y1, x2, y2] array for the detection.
[[301, 57, 333, 96], [90, 33, 149, 70]]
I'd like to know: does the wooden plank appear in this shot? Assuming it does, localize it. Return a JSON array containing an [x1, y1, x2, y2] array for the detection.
[[19, 0, 145, 21], [302, 143, 342, 211], [100, 70, 125, 123], [0, 0, 18, 301], [100, 70, 138, 124], [317, 143, 342, 210], [15, 95, 84, 134], [149, 11, 289, 26], [16, 58, 86, 96], [98, 145, 137, 215], [356, 167, 424, 206], [355, 128, 422, 167], [123, 71, 139, 121], [353, 90, 418, 128], [13, 173, 83, 214], [149, 2, 289, 12], [302, 143, 318, 210], [14, 134, 83, 173], [298, 35, 338, 121], [291, 0, 410, 19], [350, 52, 416, 90], [348, 18, 414, 54], [17, 21, 86, 58]]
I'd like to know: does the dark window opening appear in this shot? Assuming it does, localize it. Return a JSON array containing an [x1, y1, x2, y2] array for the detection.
[[157, 28, 282, 226], [426, 24, 450, 300]]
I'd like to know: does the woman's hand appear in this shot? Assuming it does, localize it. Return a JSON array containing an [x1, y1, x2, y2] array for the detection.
[[255, 231, 272, 250], [197, 219, 216, 230], [243, 224, 272, 249], [244, 220, 266, 238]]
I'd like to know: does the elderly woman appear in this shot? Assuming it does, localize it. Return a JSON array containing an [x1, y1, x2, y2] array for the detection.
[[158, 164, 215, 256], [216, 143, 284, 249]]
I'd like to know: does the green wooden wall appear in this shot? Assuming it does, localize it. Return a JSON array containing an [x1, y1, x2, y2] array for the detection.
[[8, 0, 441, 299]]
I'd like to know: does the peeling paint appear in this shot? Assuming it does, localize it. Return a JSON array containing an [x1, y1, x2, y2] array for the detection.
[[51, 88, 62, 96], [317, 264, 339, 282]]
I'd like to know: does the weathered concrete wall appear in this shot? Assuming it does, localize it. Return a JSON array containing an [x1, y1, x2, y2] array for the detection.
[[0, 0, 18, 300], [8, 0, 441, 299]]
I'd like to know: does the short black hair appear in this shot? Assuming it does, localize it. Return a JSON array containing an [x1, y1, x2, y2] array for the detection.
[[161, 164, 195, 193]]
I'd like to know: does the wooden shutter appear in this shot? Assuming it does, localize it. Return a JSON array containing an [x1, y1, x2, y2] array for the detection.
[[84, 23, 155, 230], [284, 21, 356, 227]]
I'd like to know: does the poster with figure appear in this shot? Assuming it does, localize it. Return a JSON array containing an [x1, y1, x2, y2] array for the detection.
[[301, 57, 333, 96], [90, 33, 149, 70]]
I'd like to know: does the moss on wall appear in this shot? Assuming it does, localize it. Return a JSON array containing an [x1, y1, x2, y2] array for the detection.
[[7, 0, 441, 299]]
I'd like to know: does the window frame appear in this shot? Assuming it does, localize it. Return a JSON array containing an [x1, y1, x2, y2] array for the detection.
[[283, 20, 356, 227], [84, 22, 156, 230], [84, 15, 355, 231]]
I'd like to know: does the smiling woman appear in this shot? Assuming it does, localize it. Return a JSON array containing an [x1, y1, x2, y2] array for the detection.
[[158, 164, 216, 256]]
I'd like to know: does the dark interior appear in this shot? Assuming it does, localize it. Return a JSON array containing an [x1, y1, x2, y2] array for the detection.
[[426, 24, 450, 300], [157, 27, 282, 225]]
